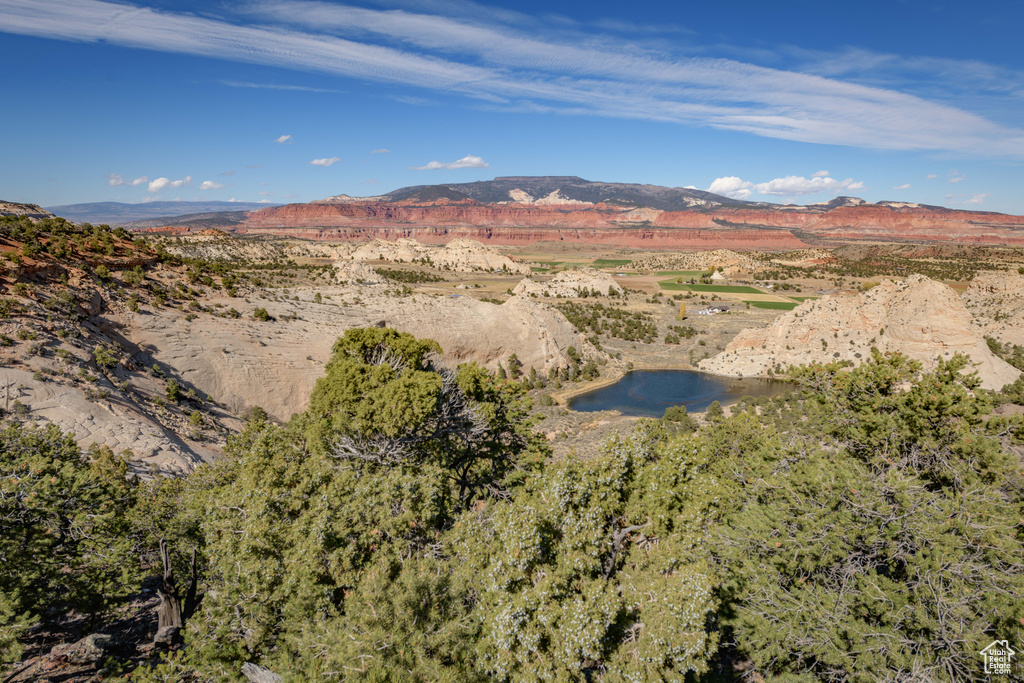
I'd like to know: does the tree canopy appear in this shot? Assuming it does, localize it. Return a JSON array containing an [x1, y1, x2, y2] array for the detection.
[[2, 333, 1021, 683]]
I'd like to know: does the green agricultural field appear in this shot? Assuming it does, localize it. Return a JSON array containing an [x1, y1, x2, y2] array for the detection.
[[745, 300, 799, 310], [788, 296, 818, 302], [654, 270, 705, 278], [658, 280, 763, 293], [531, 267, 552, 273], [592, 258, 634, 268]]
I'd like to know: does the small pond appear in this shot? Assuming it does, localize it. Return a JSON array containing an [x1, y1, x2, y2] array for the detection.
[[569, 370, 787, 418]]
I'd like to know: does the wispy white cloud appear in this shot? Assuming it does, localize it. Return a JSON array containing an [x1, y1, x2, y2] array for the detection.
[[410, 154, 489, 170], [370, 148, 390, 154], [310, 156, 341, 166], [893, 183, 910, 190], [199, 180, 224, 190], [107, 173, 147, 186], [221, 79, 342, 93], [754, 173, 863, 197], [275, 134, 292, 144], [927, 174, 938, 179], [948, 170, 966, 183], [784, 44, 1024, 116], [709, 171, 864, 199], [947, 192, 991, 205], [148, 176, 191, 192], [3, 0, 1024, 156]]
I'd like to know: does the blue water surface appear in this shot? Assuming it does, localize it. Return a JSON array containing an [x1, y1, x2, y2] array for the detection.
[[569, 370, 785, 418]]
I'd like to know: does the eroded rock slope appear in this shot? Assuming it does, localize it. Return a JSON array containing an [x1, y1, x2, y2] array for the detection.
[[699, 275, 1021, 390]]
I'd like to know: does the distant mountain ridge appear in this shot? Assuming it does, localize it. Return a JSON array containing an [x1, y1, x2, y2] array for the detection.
[[317, 176, 761, 211], [239, 176, 1024, 249], [315, 177, 964, 215], [44, 201, 279, 225], [19, 176, 1024, 250]]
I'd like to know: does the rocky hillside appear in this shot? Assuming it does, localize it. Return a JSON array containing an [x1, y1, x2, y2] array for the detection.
[[630, 248, 759, 273], [338, 237, 531, 274], [0, 201, 55, 220], [513, 267, 624, 297], [962, 270, 1024, 346], [698, 275, 1021, 390], [125, 284, 603, 424], [0, 215, 604, 473]]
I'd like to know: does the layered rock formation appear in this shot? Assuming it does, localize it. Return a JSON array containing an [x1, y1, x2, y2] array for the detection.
[[698, 275, 1021, 390], [337, 237, 530, 274], [122, 288, 602, 422], [334, 260, 386, 284], [42, 176, 1024, 250], [236, 223, 810, 251], [962, 271, 1024, 347], [229, 177, 1024, 249], [513, 267, 624, 297]]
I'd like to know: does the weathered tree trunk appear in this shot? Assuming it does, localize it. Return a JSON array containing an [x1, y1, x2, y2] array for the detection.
[[154, 538, 183, 647]]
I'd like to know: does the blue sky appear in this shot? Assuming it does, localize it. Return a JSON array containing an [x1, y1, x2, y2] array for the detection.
[[2, 0, 1023, 213]]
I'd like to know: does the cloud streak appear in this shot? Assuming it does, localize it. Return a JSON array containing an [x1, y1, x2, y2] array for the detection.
[[3, 0, 1024, 156], [411, 154, 489, 170], [107, 173, 148, 186], [708, 171, 864, 199], [310, 156, 341, 166]]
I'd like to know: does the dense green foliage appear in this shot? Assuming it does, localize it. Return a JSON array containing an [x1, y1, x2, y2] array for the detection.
[[0, 424, 138, 663], [713, 353, 1024, 681], [3, 330, 1022, 682], [986, 335, 1024, 373], [373, 267, 446, 283], [556, 302, 657, 342]]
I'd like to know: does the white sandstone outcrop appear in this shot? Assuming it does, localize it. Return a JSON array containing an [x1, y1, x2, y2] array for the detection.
[[698, 274, 1021, 390], [341, 237, 530, 274], [122, 288, 601, 423], [962, 271, 1024, 347], [333, 260, 386, 284], [513, 267, 624, 298]]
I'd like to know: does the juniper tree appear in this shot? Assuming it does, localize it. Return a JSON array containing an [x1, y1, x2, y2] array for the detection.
[[186, 328, 546, 676], [0, 423, 138, 663], [714, 353, 1024, 682], [454, 421, 722, 682]]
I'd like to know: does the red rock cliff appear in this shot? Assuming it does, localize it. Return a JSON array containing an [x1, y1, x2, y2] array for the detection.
[[232, 201, 1024, 249]]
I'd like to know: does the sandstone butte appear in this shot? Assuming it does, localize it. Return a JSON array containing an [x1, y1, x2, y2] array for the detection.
[[225, 199, 1024, 250], [698, 275, 1022, 391]]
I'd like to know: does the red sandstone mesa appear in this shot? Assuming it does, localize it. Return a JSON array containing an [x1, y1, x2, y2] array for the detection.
[[140, 177, 1024, 249]]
